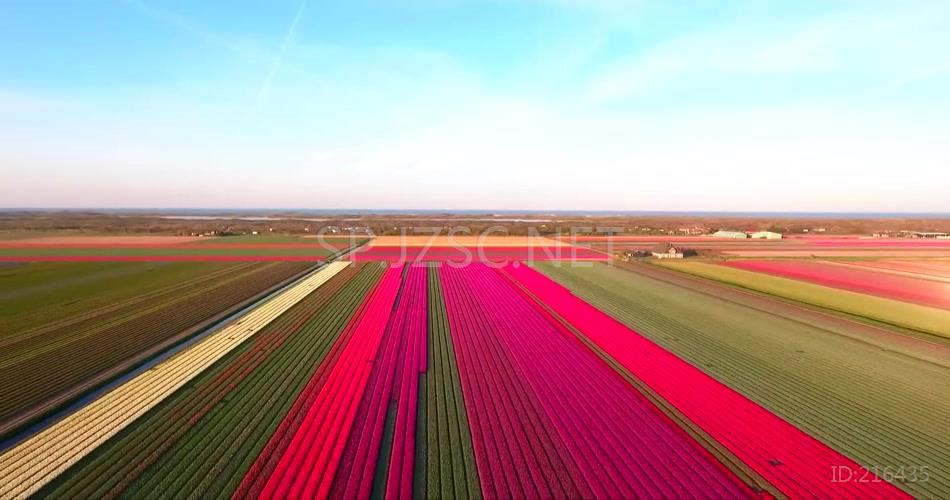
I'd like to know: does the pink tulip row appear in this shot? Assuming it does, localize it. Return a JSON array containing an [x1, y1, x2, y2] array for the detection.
[[329, 265, 428, 499], [351, 246, 608, 263], [725, 260, 950, 309], [439, 264, 750, 498], [503, 263, 910, 499], [828, 259, 950, 279], [235, 264, 404, 499]]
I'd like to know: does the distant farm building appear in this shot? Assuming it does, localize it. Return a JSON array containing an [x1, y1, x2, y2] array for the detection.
[[750, 231, 782, 239], [651, 243, 684, 259], [678, 226, 708, 235], [713, 230, 748, 239], [907, 231, 949, 239]]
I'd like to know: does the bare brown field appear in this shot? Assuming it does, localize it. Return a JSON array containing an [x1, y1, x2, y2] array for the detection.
[[368, 235, 567, 247]]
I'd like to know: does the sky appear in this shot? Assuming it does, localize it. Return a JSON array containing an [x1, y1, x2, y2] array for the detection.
[[1, 0, 949, 212]]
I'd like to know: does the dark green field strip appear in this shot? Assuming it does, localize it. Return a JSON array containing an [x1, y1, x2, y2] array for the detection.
[[33, 268, 355, 499], [0, 261, 245, 336], [1, 262, 258, 347], [39, 263, 382, 499], [422, 266, 481, 499], [0, 262, 312, 424], [1, 262, 268, 355], [535, 262, 950, 498], [0, 263, 320, 442], [0, 262, 157, 302]]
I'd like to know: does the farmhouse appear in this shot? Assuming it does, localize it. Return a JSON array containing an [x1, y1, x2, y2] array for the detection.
[[713, 230, 748, 239], [651, 243, 684, 259], [750, 231, 782, 239]]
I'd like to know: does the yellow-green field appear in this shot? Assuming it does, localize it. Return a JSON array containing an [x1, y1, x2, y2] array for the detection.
[[655, 261, 950, 338]]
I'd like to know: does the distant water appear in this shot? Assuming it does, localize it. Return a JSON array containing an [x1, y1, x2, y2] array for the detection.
[[3, 208, 950, 219]]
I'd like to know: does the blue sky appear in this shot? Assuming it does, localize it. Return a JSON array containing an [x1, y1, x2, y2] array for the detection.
[[1, 0, 948, 211]]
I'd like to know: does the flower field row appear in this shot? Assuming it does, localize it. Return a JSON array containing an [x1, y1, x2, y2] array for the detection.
[[4, 258, 934, 497], [368, 235, 567, 247], [724, 259, 950, 309], [504, 263, 909, 498], [838, 259, 950, 280], [810, 239, 950, 247], [328, 265, 427, 498], [0, 261, 313, 436], [238, 264, 404, 498], [351, 246, 608, 262], [0, 262, 348, 498], [0, 256, 336, 262], [658, 261, 950, 337], [421, 266, 481, 498], [39, 263, 382, 498], [0, 237, 365, 262], [440, 264, 750, 497], [0, 243, 354, 249], [535, 261, 950, 498]]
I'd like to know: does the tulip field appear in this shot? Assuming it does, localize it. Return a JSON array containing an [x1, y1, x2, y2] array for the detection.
[[657, 260, 950, 338], [2, 242, 947, 498], [723, 259, 950, 309]]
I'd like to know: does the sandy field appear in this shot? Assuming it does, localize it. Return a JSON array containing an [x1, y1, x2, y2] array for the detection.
[[368, 235, 567, 247]]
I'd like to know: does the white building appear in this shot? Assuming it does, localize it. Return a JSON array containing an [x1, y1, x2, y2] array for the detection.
[[750, 231, 782, 239], [713, 230, 748, 239]]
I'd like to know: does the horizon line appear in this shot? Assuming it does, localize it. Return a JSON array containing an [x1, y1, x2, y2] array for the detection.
[[2, 207, 950, 218]]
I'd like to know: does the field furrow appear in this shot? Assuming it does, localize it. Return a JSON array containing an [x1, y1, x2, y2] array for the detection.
[[0, 261, 313, 432], [441, 264, 749, 498], [533, 262, 949, 498], [238, 264, 403, 499], [38, 262, 379, 498], [422, 265, 481, 499], [0, 261, 348, 498], [329, 265, 427, 498], [510, 263, 909, 498]]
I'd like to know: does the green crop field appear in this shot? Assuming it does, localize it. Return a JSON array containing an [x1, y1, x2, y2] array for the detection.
[[534, 262, 950, 498], [0, 261, 314, 435], [0, 262, 236, 333], [655, 261, 950, 338], [39, 263, 382, 498]]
